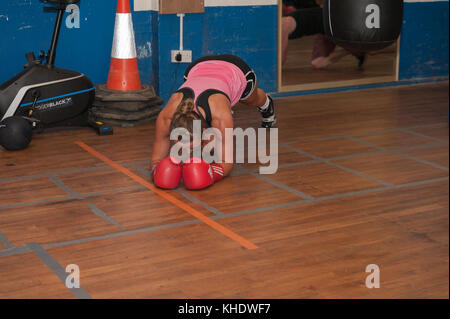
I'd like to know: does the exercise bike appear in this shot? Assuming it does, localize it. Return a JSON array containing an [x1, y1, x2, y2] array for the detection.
[[0, 0, 112, 151]]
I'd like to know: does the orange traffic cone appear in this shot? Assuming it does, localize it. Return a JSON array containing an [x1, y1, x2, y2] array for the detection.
[[106, 0, 142, 91]]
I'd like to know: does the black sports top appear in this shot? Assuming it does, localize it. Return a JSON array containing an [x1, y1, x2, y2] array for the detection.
[[176, 87, 230, 128]]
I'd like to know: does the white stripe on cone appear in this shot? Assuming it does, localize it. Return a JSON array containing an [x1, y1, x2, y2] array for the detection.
[[111, 13, 137, 59]]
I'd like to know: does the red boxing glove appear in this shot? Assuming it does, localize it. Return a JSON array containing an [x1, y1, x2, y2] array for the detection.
[[182, 157, 224, 190], [151, 157, 182, 189]]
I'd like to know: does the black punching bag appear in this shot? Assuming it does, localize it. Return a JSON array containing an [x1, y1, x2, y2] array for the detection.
[[323, 0, 403, 51]]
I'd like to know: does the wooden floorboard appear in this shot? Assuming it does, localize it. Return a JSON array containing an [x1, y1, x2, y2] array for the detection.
[[0, 82, 448, 298], [0, 253, 76, 298]]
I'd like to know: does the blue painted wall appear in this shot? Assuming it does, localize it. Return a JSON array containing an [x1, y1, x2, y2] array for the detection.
[[155, 5, 278, 103], [201, 6, 277, 94], [399, 0, 449, 79], [157, 12, 204, 103], [0, 0, 156, 88], [0, 0, 448, 102], [0, 0, 117, 86], [133, 9, 158, 90]]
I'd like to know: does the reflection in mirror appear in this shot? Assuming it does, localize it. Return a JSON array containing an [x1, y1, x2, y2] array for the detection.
[[281, 0, 397, 87]]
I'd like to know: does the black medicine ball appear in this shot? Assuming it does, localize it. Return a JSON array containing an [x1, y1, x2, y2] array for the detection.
[[0, 116, 33, 151]]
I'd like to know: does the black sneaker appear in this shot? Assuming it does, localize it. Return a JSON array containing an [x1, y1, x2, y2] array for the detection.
[[259, 95, 276, 128]]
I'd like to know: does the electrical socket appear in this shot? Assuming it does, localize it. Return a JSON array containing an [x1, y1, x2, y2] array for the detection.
[[171, 50, 192, 63]]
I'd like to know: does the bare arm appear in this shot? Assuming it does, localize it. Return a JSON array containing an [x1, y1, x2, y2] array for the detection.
[[151, 111, 171, 167], [151, 94, 182, 167], [209, 95, 234, 177]]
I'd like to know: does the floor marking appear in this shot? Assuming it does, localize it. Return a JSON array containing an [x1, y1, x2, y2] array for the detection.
[[0, 245, 32, 257], [392, 151, 449, 172], [0, 230, 14, 249], [26, 242, 92, 299], [81, 185, 146, 197], [130, 163, 289, 215], [0, 186, 146, 211], [237, 164, 315, 200], [349, 137, 449, 172], [390, 176, 449, 189], [401, 122, 448, 130], [398, 128, 448, 144], [45, 219, 201, 249], [0, 174, 48, 183], [125, 163, 152, 178], [211, 200, 310, 218], [328, 161, 392, 186], [123, 160, 150, 167], [75, 141, 258, 250], [228, 169, 248, 177], [1, 176, 447, 259], [121, 163, 226, 216], [87, 203, 126, 230], [282, 123, 448, 145], [175, 189, 225, 215], [318, 151, 385, 162], [281, 144, 392, 187], [0, 166, 110, 183], [50, 165, 111, 176], [2, 137, 446, 213], [1, 122, 446, 183], [395, 142, 448, 152], [211, 177, 449, 220], [48, 174, 83, 199], [0, 219, 203, 258], [0, 196, 74, 211]]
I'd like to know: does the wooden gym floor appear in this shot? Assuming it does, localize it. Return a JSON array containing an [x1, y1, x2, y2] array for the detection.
[[0, 82, 448, 299]]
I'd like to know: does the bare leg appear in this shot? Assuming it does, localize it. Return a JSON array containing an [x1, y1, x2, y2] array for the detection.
[[240, 88, 268, 107], [311, 47, 351, 69], [282, 16, 297, 65]]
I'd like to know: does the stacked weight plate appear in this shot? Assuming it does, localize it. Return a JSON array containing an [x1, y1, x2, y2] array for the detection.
[[89, 84, 164, 127]]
